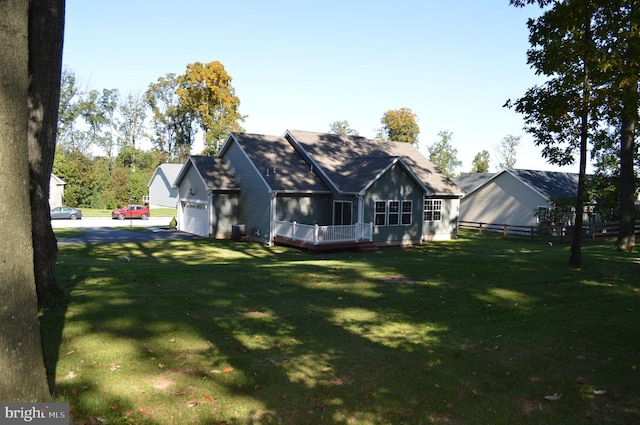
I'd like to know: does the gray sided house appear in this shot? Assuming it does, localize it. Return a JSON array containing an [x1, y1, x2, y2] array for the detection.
[[175, 130, 463, 247], [174, 156, 240, 238], [455, 169, 581, 228], [148, 163, 183, 208]]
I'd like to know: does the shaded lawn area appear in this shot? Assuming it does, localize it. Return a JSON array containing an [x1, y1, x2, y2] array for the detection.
[[41, 235, 640, 424]]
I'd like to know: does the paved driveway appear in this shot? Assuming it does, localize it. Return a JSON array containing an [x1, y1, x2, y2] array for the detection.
[[52, 217, 200, 244]]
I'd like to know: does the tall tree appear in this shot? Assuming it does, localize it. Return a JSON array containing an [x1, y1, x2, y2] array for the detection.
[[146, 73, 195, 160], [0, 0, 52, 400], [471, 150, 491, 173], [604, 1, 640, 252], [177, 61, 245, 155], [511, 0, 638, 254], [495, 135, 521, 170], [57, 67, 88, 153], [28, 0, 66, 304], [378, 107, 420, 145], [508, 0, 600, 266], [329, 120, 359, 136], [117, 91, 147, 150], [81, 88, 119, 160], [427, 130, 462, 178]]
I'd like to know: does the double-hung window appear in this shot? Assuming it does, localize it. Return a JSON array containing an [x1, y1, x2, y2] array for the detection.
[[375, 200, 413, 226], [388, 201, 400, 225], [401, 200, 412, 225], [374, 201, 387, 226], [424, 199, 442, 221]]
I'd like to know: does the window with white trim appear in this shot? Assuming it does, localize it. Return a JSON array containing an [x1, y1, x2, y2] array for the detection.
[[388, 201, 400, 225], [375, 200, 413, 226], [401, 200, 413, 225], [375, 201, 386, 225], [424, 199, 442, 221]]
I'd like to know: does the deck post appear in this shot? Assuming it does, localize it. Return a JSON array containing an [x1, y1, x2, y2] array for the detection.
[[314, 224, 319, 244], [292, 221, 297, 241]]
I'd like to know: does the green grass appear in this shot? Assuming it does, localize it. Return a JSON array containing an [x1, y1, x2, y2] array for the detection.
[[41, 236, 640, 424]]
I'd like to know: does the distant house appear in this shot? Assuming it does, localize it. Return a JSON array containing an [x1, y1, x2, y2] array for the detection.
[[49, 174, 65, 208], [454, 169, 582, 228], [148, 164, 183, 208], [174, 130, 463, 248]]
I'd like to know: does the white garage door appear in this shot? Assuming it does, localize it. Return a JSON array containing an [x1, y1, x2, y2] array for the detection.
[[181, 202, 208, 237]]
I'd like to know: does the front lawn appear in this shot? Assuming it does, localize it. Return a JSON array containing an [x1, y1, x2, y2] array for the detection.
[[41, 236, 640, 424]]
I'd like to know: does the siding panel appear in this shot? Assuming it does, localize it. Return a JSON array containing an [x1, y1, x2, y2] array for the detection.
[[364, 164, 423, 246], [221, 141, 273, 242], [460, 172, 547, 227]]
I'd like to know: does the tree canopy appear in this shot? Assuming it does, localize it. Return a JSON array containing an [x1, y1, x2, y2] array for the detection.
[[55, 61, 247, 209], [427, 130, 462, 178], [378, 107, 420, 145], [508, 0, 639, 253], [495, 135, 521, 170], [471, 150, 491, 173], [177, 61, 245, 155], [329, 120, 359, 136]]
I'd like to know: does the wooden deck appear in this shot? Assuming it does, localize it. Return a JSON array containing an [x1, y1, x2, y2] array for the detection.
[[273, 236, 379, 253]]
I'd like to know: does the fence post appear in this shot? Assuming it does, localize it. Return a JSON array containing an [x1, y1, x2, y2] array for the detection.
[[530, 226, 534, 241], [479, 223, 483, 235], [314, 224, 319, 244], [292, 221, 297, 241], [503, 224, 507, 239]]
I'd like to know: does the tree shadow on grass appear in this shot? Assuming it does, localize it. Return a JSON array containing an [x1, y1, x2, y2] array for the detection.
[[42, 238, 640, 424]]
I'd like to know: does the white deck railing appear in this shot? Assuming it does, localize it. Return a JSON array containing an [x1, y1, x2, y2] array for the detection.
[[274, 220, 373, 245]]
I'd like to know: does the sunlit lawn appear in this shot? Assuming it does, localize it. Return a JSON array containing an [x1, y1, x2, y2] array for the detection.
[[42, 234, 640, 424]]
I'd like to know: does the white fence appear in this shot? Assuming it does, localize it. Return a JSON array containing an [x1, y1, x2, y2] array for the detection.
[[274, 220, 373, 245]]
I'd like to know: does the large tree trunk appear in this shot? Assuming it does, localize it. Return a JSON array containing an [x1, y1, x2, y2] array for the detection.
[[28, 0, 66, 306], [615, 4, 639, 252], [616, 109, 637, 252], [0, 0, 52, 401], [570, 13, 592, 268], [570, 114, 588, 266]]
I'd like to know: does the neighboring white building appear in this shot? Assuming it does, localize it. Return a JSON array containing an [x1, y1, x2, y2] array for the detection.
[[454, 169, 582, 228], [49, 174, 65, 208]]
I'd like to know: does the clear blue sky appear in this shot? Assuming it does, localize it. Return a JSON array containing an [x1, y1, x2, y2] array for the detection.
[[63, 1, 580, 173]]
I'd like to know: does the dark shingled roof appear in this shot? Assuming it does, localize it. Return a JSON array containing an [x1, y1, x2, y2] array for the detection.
[[509, 169, 580, 199], [229, 132, 331, 193], [286, 130, 463, 195], [186, 156, 240, 191], [455, 169, 583, 200], [453, 173, 494, 194]]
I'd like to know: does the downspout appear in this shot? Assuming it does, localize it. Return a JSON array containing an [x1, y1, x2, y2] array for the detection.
[[208, 190, 214, 238], [269, 191, 277, 245]]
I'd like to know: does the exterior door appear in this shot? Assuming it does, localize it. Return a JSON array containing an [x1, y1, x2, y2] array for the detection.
[[333, 201, 352, 225], [181, 201, 208, 237]]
